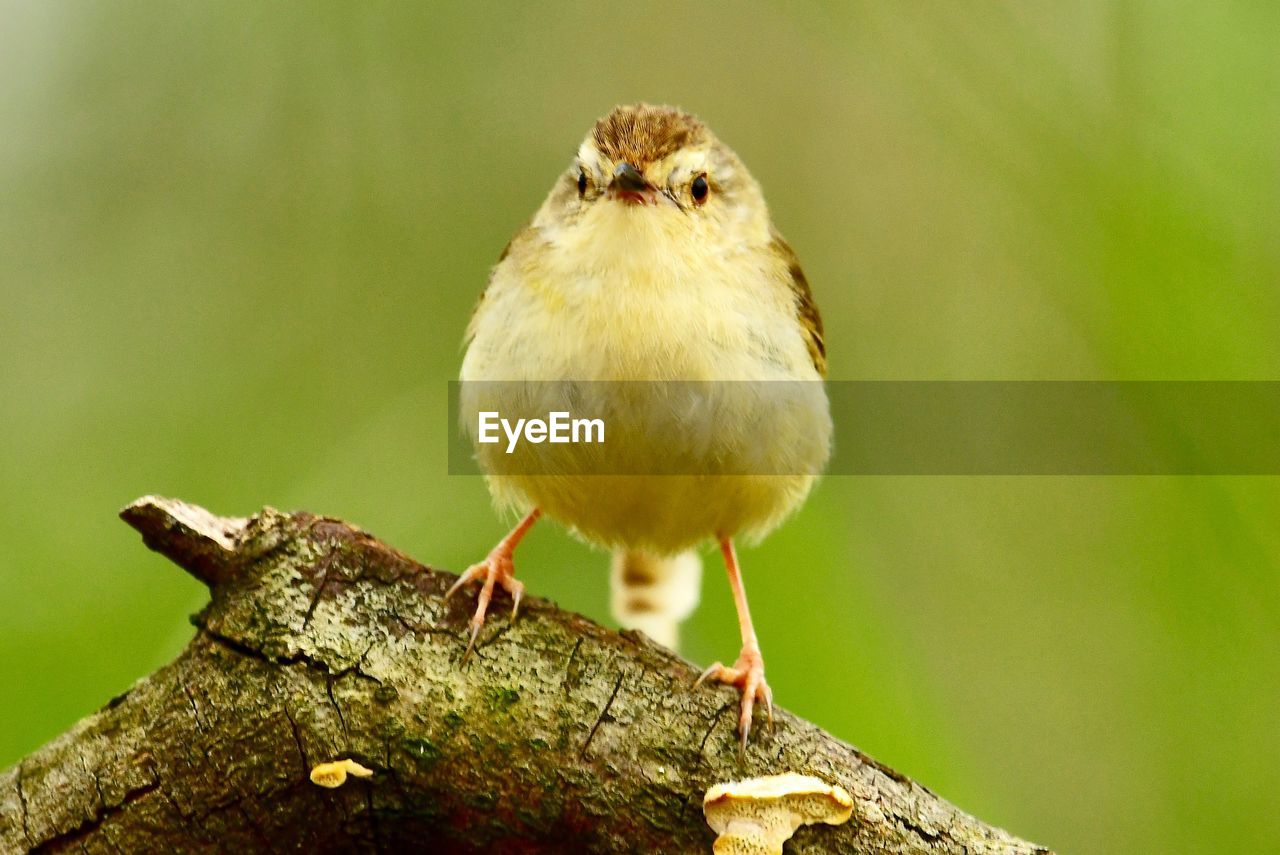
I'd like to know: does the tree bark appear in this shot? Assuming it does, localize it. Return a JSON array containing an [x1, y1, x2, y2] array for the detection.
[[0, 496, 1051, 854]]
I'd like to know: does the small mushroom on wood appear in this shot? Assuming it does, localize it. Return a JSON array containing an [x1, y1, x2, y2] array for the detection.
[[308, 758, 374, 788], [703, 773, 854, 854]]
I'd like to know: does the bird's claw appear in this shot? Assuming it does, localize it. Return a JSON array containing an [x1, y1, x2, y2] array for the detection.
[[696, 647, 773, 751], [446, 548, 525, 661]]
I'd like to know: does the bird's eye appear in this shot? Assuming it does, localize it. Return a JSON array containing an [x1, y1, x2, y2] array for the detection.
[[577, 170, 588, 196], [691, 173, 709, 204]]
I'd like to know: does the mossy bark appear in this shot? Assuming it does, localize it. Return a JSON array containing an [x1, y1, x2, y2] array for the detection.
[[0, 497, 1051, 854]]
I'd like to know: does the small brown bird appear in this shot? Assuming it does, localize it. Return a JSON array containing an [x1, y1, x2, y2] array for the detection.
[[454, 104, 831, 748]]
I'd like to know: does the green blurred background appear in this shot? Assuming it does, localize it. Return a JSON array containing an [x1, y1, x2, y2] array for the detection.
[[2, 2, 1277, 851]]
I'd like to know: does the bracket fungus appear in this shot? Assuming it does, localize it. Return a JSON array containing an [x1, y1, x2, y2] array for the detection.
[[308, 758, 374, 789], [703, 773, 854, 854]]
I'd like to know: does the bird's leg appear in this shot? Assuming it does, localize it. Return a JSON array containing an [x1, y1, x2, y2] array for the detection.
[[696, 536, 773, 751], [446, 508, 541, 660]]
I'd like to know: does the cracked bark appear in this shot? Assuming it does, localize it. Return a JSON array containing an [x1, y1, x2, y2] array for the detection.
[[0, 496, 1051, 854]]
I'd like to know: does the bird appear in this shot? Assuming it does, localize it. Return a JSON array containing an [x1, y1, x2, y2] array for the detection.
[[452, 104, 831, 748]]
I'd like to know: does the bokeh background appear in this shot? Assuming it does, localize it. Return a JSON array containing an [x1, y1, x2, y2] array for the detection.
[[2, 2, 1277, 851]]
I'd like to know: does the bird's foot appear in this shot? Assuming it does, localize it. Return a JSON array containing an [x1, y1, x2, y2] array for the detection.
[[446, 543, 525, 661], [696, 645, 773, 751]]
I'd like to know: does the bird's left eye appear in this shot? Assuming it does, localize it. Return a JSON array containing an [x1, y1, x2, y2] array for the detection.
[[577, 170, 588, 196], [691, 173, 709, 204]]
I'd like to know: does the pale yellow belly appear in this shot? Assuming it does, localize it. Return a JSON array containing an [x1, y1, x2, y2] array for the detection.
[[461, 234, 830, 553], [465, 378, 830, 552], [488, 471, 817, 553]]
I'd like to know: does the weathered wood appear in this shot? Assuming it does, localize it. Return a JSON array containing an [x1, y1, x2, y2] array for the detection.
[[0, 496, 1050, 853]]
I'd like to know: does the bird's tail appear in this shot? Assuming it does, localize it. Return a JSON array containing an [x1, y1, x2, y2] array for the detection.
[[610, 549, 702, 652]]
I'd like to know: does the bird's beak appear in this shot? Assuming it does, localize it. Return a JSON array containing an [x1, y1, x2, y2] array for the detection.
[[608, 162, 655, 204], [612, 162, 649, 192]]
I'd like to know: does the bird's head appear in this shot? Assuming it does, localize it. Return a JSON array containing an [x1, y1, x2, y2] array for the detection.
[[531, 104, 771, 256]]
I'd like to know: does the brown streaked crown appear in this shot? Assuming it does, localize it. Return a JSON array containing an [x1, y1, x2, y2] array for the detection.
[[590, 104, 708, 167]]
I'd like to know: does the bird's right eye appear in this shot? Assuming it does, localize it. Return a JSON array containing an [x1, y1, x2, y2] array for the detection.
[[577, 170, 588, 196], [691, 173, 709, 204]]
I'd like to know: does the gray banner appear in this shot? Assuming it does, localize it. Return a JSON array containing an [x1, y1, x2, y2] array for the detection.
[[447, 381, 1280, 475]]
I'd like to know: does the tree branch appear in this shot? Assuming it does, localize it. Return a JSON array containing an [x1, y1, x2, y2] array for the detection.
[[0, 496, 1050, 853]]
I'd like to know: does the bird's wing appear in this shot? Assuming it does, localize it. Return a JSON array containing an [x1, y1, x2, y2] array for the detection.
[[465, 222, 533, 345], [770, 233, 827, 377]]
